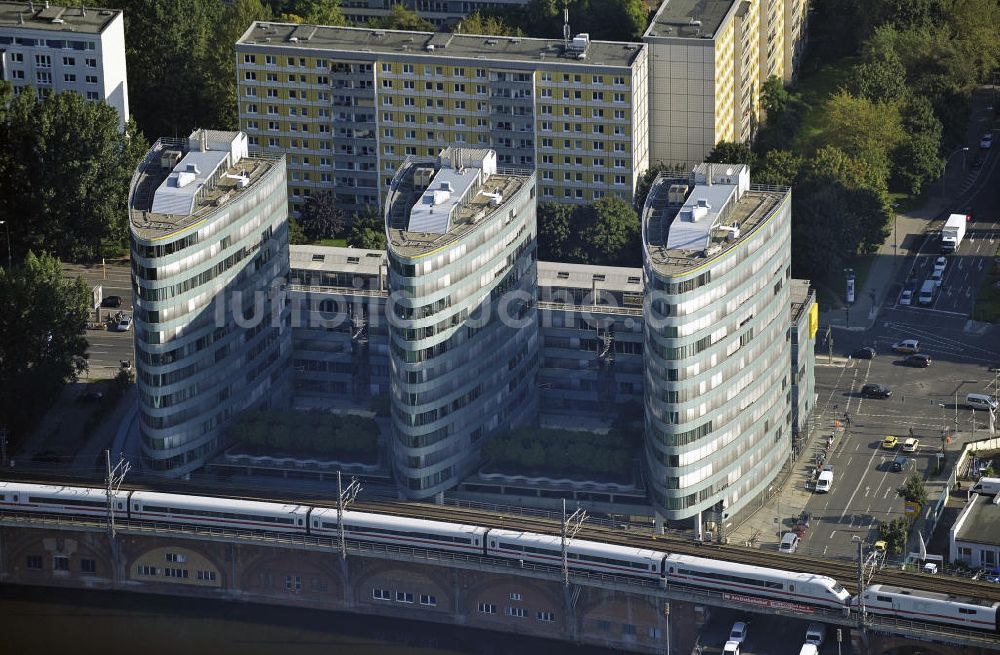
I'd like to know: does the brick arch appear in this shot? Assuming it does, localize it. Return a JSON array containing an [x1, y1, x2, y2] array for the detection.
[[574, 589, 662, 628], [868, 636, 963, 655], [352, 560, 455, 610], [459, 571, 564, 615], [239, 550, 345, 596], [125, 540, 228, 586]]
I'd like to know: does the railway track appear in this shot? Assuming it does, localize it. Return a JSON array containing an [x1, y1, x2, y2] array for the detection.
[[8, 472, 1000, 602]]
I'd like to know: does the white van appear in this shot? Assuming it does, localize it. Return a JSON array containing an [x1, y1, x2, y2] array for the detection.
[[779, 532, 800, 553], [966, 393, 998, 412], [805, 623, 826, 646], [723, 641, 741, 655], [816, 470, 834, 493], [798, 644, 819, 655], [971, 477, 1000, 496], [918, 279, 936, 306]]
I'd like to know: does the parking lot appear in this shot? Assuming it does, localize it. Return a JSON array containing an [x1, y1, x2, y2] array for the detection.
[[62, 261, 134, 376], [695, 610, 843, 655]]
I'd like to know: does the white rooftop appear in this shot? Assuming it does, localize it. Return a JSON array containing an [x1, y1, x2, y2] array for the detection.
[[151, 130, 249, 216], [407, 149, 497, 234], [666, 164, 750, 251]]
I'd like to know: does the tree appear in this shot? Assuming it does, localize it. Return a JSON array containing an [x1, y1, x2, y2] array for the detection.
[[891, 96, 944, 195], [0, 252, 90, 443], [536, 202, 578, 261], [521, 0, 646, 40], [288, 218, 309, 245], [848, 51, 909, 104], [578, 197, 641, 266], [454, 11, 525, 36], [822, 90, 904, 189], [298, 192, 344, 241], [877, 517, 910, 555], [633, 162, 685, 212], [107, 0, 224, 139], [369, 5, 435, 31], [897, 473, 929, 505], [203, 0, 273, 130], [706, 141, 755, 167], [751, 150, 802, 187], [347, 208, 387, 250], [294, 0, 345, 24], [761, 75, 790, 117], [0, 87, 148, 261]]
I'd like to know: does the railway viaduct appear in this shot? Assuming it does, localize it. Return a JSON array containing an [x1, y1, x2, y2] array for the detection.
[[1, 516, 997, 655]]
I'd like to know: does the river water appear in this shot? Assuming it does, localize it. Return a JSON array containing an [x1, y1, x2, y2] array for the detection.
[[0, 586, 617, 655]]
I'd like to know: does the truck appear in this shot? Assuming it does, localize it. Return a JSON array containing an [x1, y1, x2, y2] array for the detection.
[[940, 213, 967, 253]]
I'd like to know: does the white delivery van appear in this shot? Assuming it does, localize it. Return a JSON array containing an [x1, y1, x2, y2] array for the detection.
[[918, 279, 936, 306], [816, 470, 834, 493], [723, 641, 740, 655], [798, 644, 819, 655], [966, 393, 998, 411], [805, 623, 826, 646], [971, 477, 1000, 496]]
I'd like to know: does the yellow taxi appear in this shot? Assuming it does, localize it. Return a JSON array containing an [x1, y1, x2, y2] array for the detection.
[[881, 435, 899, 449]]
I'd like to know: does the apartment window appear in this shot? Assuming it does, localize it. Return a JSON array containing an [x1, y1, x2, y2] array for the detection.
[[197, 570, 217, 581], [53, 556, 70, 571], [36, 71, 52, 85], [396, 591, 414, 603], [26, 555, 42, 570], [63, 73, 76, 82], [86, 75, 98, 84], [614, 76, 625, 85], [81, 558, 96, 574], [381, 62, 391, 72], [285, 575, 302, 591], [537, 611, 555, 622], [615, 175, 626, 185], [509, 593, 522, 601], [245, 87, 257, 97], [613, 93, 626, 102], [505, 607, 527, 618], [85, 57, 96, 67], [403, 64, 414, 73], [420, 594, 437, 606], [61, 56, 76, 66], [479, 602, 496, 614], [247, 103, 258, 113]]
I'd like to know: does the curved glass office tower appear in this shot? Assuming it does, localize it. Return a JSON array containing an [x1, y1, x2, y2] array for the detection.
[[641, 164, 792, 532], [129, 130, 291, 475], [384, 148, 539, 499]]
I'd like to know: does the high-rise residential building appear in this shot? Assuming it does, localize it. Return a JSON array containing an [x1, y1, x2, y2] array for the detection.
[[643, 0, 761, 166], [641, 163, 792, 531], [0, 1, 128, 127], [782, 0, 808, 81], [758, 0, 784, 84], [339, 0, 532, 29], [235, 23, 648, 215], [129, 130, 292, 476], [384, 148, 539, 498]]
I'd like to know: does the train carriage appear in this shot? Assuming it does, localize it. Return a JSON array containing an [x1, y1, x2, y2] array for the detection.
[[0, 482, 128, 517], [130, 491, 309, 533], [486, 529, 664, 579], [663, 553, 851, 610], [860, 584, 1000, 632], [311, 509, 487, 554]]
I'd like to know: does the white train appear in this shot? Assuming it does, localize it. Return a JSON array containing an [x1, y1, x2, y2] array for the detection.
[[859, 584, 1000, 632], [2, 481, 997, 633]]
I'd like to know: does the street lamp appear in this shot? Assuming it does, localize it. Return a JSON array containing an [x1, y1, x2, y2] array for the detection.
[[892, 202, 900, 254], [942, 147, 970, 198], [0, 220, 10, 270]]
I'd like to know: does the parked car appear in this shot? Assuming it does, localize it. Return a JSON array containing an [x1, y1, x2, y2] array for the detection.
[[903, 353, 931, 368], [852, 346, 876, 359], [930, 270, 944, 288], [933, 257, 947, 274], [899, 289, 913, 306], [892, 339, 920, 354], [982, 132, 994, 149], [862, 383, 892, 399], [728, 622, 750, 645], [115, 315, 132, 332], [779, 532, 801, 553], [882, 435, 899, 449], [903, 438, 919, 453], [101, 295, 123, 308]]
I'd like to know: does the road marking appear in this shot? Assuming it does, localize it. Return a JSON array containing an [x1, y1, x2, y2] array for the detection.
[[848, 457, 854, 467], [864, 485, 870, 497], [829, 531, 837, 539], [884, 487, 891, 499]]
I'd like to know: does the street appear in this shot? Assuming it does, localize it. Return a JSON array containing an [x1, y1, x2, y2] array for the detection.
[[62, 261, 135, 375]]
